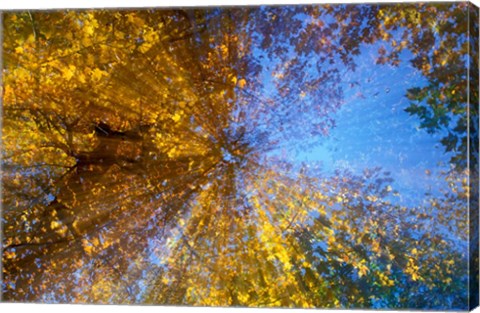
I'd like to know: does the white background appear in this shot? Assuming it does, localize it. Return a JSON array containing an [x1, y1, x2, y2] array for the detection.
[[0, 0, 479, 313]]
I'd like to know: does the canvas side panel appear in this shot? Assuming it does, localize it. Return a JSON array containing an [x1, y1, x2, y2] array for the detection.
[[469, 2, 479, 311], [0, 10, 4, 303]]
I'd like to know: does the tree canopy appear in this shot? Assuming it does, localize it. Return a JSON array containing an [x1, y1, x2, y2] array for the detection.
[[1, 3, 478, 309]]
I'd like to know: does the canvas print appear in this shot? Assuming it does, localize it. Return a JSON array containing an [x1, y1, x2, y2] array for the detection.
[[1, 1, 479, 310]]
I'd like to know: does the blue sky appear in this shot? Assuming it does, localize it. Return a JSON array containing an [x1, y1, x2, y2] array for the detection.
[[289, 43, 454, 207]]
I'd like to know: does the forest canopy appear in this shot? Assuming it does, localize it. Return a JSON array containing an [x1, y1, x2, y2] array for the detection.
[[1, 2, 478, 309]]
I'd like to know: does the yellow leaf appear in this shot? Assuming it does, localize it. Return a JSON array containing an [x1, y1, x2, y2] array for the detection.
[[5, 251, 16, 259], [78, 73, 87, 83], [83, 17, 98, 36], [411, 273, 419, 281], [55, 225, 68, 237], [91, 68, 106, 82], [167, 147, 177, 158], [62, 65, 76, 81], [15, 46, 24, 54], [84, 24, 95, 36], [72, 220, 80, 232], [161, 277, 170, 284], [127, 14, 145, 27], [358, 264, 369, 277], [327, 235, 335, 245], [139, 42, 153, 53], [237, 78, 247, 89], [172, 112, 182, 123], [82, 239, 94, 255], [50, 221, 60, 229], [220, 44, 228, 55], [115, 31, 125, 40], [143, 27, 159, 43], [26, 34, 35, 43], [84, 245, 93, 255]]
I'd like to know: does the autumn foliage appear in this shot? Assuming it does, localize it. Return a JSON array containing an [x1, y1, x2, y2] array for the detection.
[[1, 3, 478, 309]]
